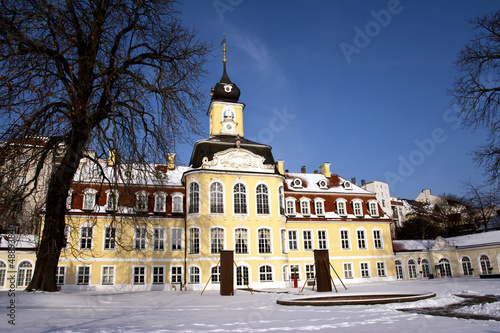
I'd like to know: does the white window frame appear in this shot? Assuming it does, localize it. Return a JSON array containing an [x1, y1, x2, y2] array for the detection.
[[352, 199, 363, 217], [290, 264, 300, 281], [79, 223, 93, 250], [171, 192, 184, 213], [288, 230, 299, 251], [340, 229, 351, 250], [299, 197, 311, 216], [152, 265, 165, 284], [360, 262, 370, 278], [103, 225, 117, 251], [343, 262, 353, 279], [317, 229, 328, 249], [133, 266, 146, 285], [376, 261, 386, 277], [356, 228, 367, 250], [373, 229, 383, 249], [305, 264, 315, 280], [314, 198, 325, 216], [234, 227, 249, 254], [188, 265, 201, 284], [82, 188, 97, 210], [76, 265, 91, 285], [233, 182, 248, 215], [134, 226, 148, 251], [135, 190, 148, 212], [170, 227, 183, 252], [336, 198, 347, 217], [209, 180, 225, 214], [66, 189, 74, 210], [368, 200, 379, 217], [56, 265, 66, 285], [63, 224, 71, 250], [408, 259, 418, 279], [236, 265, 250, 286], [210, 227, 225, 254], [259, 265, 273, 282], [105, 189, 119, 212], [256, 183, 270, 215], [282, 264, 289, 281], [152, 227, 166, 251], [302, 230, 313, 251], [101, 265, 115, 285], [188, 227, 200, 255], [257, 227, 272, 254], [154, 191, 167, 213], [285, 197, 297, 216], [210, 265, 220, 284], [395, 260, 404, 280], [187, 181, 200, 214], [280, 228, 287, 254], [461, 256, 473, 276], [278, 186, 285, 215]]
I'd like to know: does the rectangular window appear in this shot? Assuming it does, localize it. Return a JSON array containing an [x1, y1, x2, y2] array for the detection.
[[357, 230, 367, 249], [337, 201, 346, 216], [104, 226, 116, 250], [303, 230, 312, 251], [56, 266, 66, 285], [301, 200, 310, 215], [318, 230, 327, 249], [259, 265, 273, 282], [188, 228, 200, 254], [235, 228, 248, 254], [288, 230, 298, 251], [153, 227, 166, 251], [171, 266, 182, 284], [286, 200, 295, 215], [189, 266, 200, 284], [373, 230, 383, 249], [171, 228, 183, 251], [172, 196, 183, 213], [258, 229, 271, 254], [343, 263, 353, 279], [290, 265, 300, 281], [83, 192, 96, 210], [281, 229, 287, 254], [77, 266, 90, 285], [340, 230, 350, 250], [210, 228, 224, 254], [102, 266, 115, 285], [153, 266, 165, 284], [211, 266, 220, 283], [377, 262, 386, 277], [360, 262, 370, 278], [353, 202, 362, 216], [80, 226, 93, 250], [315, 201, 324, 216], [155, 193, 166, 213], [134, 227, 147, 250], [133, 266, 146, 285], [305, 264, 315, 280]]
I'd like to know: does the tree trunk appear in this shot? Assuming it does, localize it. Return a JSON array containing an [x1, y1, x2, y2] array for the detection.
[[27, 130, 89, 291]]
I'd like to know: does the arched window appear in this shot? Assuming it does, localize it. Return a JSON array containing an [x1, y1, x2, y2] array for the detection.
[[461, 257, 473, 276], [368, 200, 379, 217], [233, 183, 247, 214], [259, 265, 273, 282], [17, 261, 33, 287], [0, 261, 6, 287], [408, 259, 418, 279], [395, 259, 404, 280], [82, 188, 97, 210], [480, 255, 492, 275], [336, 198, 347, 216], [421, 259, 431, 278], [188, 182, 199, 214], [210, 227, 224, 254], [211, 266, 220, 284], [353, 200, 363, 216], [235, 228, 248, 254], [188, 227, 200, 255], [210, 182, 224, 214], [188, 266, 200, 284], [256, 184, 270, 214], [438, 258, 452, 277], [171, 192, 184, 213], [236, 265, 249, 286], [258, 228, 271, 254], [278, 186, 285, 215]]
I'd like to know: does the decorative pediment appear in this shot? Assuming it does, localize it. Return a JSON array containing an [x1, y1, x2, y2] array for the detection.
[[202, 148, 274, 173], [431, 236, 454, 251]]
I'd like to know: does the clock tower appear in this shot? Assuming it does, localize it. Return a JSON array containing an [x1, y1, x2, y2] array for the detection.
[[208, 39, 245, 138]]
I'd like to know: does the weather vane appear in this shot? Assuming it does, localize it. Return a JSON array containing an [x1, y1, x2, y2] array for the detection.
[[221, 33, 227, 63]]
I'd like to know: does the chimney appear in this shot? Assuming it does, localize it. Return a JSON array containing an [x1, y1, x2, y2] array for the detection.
[[285, 169, 289, 173], [167, 153, 176, 170], [314, 170, 318, 174], [319, 162, 331, 178], [351, 177, 356, 185], [276, 160, 285, 175], [301, 166, 306, 173], [361, 179, 366, 186]]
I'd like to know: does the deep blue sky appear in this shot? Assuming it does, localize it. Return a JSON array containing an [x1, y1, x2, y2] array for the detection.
[[175, 0, 498, 200]]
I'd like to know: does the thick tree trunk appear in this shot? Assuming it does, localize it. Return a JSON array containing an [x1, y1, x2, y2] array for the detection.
[[27, 130, 89, 291]]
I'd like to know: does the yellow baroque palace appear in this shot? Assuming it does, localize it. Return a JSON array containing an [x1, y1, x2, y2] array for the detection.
[[2, 59, 413, 291]]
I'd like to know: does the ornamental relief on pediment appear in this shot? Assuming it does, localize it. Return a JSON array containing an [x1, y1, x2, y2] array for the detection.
[[202, 148, 274, 173]]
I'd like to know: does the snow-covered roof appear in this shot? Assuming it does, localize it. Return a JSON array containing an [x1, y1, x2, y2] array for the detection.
[[284, 173, 373, 195], [0, 234, 38, 250], [393, 240, 432, 252]]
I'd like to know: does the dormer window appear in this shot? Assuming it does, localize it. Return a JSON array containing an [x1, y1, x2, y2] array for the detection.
[[154, 191, 167, 213], [136, 191, 148, 212], [336, 198, 348, 217], [171, 192, 184, 213], [299, 198, 311, 216], [352, 199, 363, 217], [314, 198, 325, 216], [106, 190, 119, 212], [82, 188, 97, 211], [318, 179, 328, 189], [342, 181, 352, 190], [285, 197, 297, 216], [292, 178, 303, 188], [368, 200, 379, 217]]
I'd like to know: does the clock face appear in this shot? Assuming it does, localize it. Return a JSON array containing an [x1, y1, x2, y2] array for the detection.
[[225, 123, 233, 131]]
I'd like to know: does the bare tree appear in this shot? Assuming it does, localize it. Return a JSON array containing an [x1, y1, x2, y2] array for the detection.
[[449, 11, 500, 181], [462, 180, 499, 232], [0, 0, 210, 291]]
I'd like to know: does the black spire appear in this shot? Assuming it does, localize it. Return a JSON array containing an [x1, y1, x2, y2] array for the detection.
[[210, 35, 240, 102]]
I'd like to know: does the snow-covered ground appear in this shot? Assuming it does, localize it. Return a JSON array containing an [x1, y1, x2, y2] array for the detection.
[[1, 278, 499, 332]]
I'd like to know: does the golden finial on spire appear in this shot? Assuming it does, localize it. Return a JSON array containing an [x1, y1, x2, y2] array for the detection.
[[221, 33, 227, 63]]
